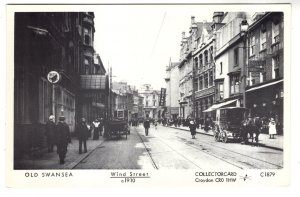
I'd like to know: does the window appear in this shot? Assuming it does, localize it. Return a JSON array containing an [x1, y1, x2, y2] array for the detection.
[[153, 100, 156, 106], [250, 36, 255, 56], [230, 75, 240, 95], [85, 35, 90, 45], [146, 95, 148, 99], [219, 82, 224, 100], [209, 71, 213, 86], [204, 51, 208, 67], [194, 57, 198, 71], [199, 76, 203, 90], [146, 101, 148, 107], [272, 56, 280, 79], [199, 54, 203, 69], [153, 94, 155, 99], [234, 48, 239, 67], [220, 62, 223, 74], [272, 21, 280, 43], [260, 25, 267, 50], [209, 46, 213, 64], [204, 73, 209, 88], [194, 78, 199, 91]]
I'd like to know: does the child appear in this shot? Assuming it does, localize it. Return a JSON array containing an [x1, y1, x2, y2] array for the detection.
[[268, 118, 277, 139]]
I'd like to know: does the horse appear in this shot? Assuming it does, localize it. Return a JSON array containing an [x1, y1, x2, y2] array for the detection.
[[240, 116, 261, 146]]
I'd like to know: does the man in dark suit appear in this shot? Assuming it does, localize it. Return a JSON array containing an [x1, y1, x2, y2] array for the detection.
[[143, 115, 150, 136], [56, 116, 71, 164], [77, 117, 89, 154]]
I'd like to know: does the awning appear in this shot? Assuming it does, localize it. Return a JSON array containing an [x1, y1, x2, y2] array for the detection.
[[246, 79, 283, 93], [203, 99, 238, 112]]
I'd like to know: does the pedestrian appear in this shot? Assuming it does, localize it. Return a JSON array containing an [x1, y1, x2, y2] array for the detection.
[[45, 115, 56, 153], [154, 119, 158, 130], [204, 117, 210, 132], [189, 119, 197, 139], [92, 118, 101, 140], [144, 115, 150, 136], [56, 116, 71, 164], [76, 117, 89, 154], [268, 118, 277, 139]]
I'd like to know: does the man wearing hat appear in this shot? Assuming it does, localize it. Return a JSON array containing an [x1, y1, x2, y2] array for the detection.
[[45, 115, 56, 153], [189, 119, 197, 139], [76, 117, 89, 154], [56, 116, 71, 164]]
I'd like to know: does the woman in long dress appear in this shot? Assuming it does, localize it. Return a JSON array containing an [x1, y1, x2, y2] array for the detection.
[[268, 118, 277, 139]]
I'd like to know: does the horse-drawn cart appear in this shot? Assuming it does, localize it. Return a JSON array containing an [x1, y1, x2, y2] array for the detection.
[[105, 119, 129, 139], [212, 107, 250, 143]]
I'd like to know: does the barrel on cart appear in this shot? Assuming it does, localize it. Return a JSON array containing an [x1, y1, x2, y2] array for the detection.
[[105, 119, 129, 139]]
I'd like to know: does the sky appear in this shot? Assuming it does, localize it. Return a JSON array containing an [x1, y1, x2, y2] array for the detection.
[[93, 5, 214, 90]]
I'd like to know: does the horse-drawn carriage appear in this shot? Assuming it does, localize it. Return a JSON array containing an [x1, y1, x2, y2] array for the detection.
[[212, 107, 250, 143], [104, 119, 129, 140]]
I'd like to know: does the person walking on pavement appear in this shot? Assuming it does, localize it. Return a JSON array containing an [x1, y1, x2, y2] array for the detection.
[[144, 115, 150, 136], [56, 116, 71, 164], [77, 117, 89, 154], [45, 115, 56, 153], [189, 119, 197, 139], [268, 118, 277, 139], [92, 118, 101, 140]]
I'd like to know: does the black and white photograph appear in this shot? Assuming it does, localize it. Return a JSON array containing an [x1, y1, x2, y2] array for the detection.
[[5, 3, 292, 187]]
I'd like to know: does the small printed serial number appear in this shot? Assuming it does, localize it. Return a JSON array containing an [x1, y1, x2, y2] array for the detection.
[[260, 172, 276, 177]]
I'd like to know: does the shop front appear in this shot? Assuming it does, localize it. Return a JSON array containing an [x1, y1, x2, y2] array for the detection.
[[246, 79, 283, 134]]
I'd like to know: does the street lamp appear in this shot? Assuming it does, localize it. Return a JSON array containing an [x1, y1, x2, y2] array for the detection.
[[240, 19, 249, 108]]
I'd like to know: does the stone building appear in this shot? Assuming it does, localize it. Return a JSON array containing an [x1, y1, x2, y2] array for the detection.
[[139, 84, 161, 119], [165, 59, 180, 119], [14, 12, 107, 158], [245, 12, 284, 134]]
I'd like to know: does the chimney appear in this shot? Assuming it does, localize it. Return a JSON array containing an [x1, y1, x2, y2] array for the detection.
[[191, 16, 195, 25], [213, 12, 224, 23]]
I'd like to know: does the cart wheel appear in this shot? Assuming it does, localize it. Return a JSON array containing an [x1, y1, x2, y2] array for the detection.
[[222, 132, 228, 143]]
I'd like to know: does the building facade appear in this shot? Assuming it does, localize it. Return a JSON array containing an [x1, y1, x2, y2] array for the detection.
[[139, 84, 161, 119], [14, 12, 107, 158], [165, 59, 180, 119], [214, 12, 252, 110], [245, 12, 284, 134]]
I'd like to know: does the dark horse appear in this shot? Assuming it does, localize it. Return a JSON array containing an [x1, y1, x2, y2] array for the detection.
[[240, 117, 261, 145]]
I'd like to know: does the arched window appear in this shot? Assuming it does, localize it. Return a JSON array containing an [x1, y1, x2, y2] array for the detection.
[[194, 57, 198, 71]]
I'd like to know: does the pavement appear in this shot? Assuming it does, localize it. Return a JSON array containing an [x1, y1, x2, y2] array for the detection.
[[14, 136, 105, 170], [167, 125, 283, 151]]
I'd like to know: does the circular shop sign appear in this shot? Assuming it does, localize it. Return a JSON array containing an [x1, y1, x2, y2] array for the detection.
[[47, 71, 61, 84]]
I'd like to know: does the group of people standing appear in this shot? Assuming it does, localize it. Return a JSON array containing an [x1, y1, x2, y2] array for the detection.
[[45, 115, 104, 165]]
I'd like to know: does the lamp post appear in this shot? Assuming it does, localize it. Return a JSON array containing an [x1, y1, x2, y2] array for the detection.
[[240, 19, 249, 108]]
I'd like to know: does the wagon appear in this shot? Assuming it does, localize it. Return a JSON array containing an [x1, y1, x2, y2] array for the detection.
[[212, 107, 250, 143], [105, 119, 129, 139]]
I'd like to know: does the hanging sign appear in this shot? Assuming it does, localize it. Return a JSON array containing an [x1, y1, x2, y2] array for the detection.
[[47, 71, 61, 84]]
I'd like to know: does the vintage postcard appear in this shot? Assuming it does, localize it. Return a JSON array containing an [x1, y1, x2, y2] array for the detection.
[[6, 4, 291, 187]]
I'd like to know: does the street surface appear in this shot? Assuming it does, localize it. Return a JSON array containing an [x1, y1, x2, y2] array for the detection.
[[74, 125, 283, 170]]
